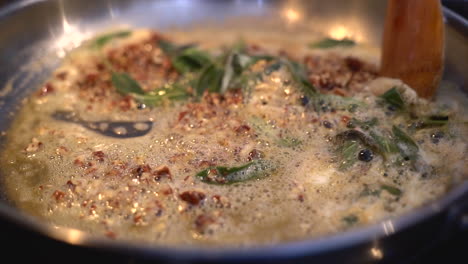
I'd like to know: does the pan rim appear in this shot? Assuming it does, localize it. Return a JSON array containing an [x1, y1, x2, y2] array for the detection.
[[0, 0, 467, 261]]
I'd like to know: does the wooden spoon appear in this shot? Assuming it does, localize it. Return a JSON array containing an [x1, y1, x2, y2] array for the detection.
[[380, 0, 444, 99]]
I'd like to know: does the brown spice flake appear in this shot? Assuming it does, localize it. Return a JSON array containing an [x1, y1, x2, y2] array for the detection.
[[52, 190, 65, 201], [153, 165, 172, 181], [24, 138, 43, 153], [55, 71, 68, 81], [66, 180, 76, 192], [298, 194, 305, 202], [37, 83, 54, 96], [92, 151, 106, 162], [345, 57, 363, 72], [194, 214, 215, 233], [235, 124, 251, 134], [105, 231, 117, 239], [133, 164, 151, 178], [179, 191, 206, 206], [161, 187, 173, 196]]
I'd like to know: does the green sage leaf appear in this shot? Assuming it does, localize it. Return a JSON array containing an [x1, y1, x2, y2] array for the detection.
[[309, 38, 356, 49]]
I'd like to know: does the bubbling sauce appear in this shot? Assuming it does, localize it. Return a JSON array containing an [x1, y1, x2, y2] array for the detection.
[[1, 28, 466, 247]]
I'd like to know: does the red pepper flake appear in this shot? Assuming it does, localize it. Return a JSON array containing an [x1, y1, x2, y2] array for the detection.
[[133, 214, 143, 224], [162, 187, 173, 196], [179, 191, 206, 206], [38, 83, 55, 96], [92, 151, 105, 162], [248, 149, 264, 161], [105, 231, 117, 239], [74, 159, 84, 167], [212, 195, 221, 202], [57, 146, 69, 155], [96, 63, 106, 71], [345, 57, 363, 72], [24, 138, 43, 153], [85, 167, 97, 175], [85, 73, 98, 85], [298, 194, 305, 202], [52, 190, 65, 201], [341, 115, 350, 124], [89, 204, 97, 215], [66, 180, 76, 192], [332, 88, 348, 97], [153, 165, 172, 181], [278, 49, 290, 57], [132, 164, 151, 178], [73, 159, 89, 169], [55, 71, 68, 81], [154, 200, 164, 215], [169, 153, 186, 164], [235, 124, 251, 134], [198, 160, 216, 168], [178, 111, 188, 122], [105, 169, 122, 177], [212, 194, 230, 208], [194, 214, 215, 233], [250, 44, 262, 51], [119, 96, 133, 111]]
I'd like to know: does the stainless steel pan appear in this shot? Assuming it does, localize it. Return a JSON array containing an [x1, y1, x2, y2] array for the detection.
[[0, 1, 467, 263]]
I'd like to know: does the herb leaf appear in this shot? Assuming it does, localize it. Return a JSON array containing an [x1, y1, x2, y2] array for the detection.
[[337, 140, 359, 169], [196, 160, 274, 185], [171, 48, 212, 73], [158, 40, 212, 74], [249, 116, 302, 148], [348, 117, 379, 130], [392, 125, 419, 163], [334, 129, 391, 166], [360, 186, 381, 197], [381, 184, 402, 196], [92, 31, 131, 48], [283, 59, 317, 97], [369, 130, 399, 155], [413, 116, 449, 129], [282, 59, 364, 113], [196, 64, 224, 96], [335, 130, 379, 151], [277, 137, 302, 148], [132, 84, 190, 106], [309, 38, 356, 49], [220, 51, 275, 94], [380, 87, 405, 110], [158, 40, 196, 55], [342, 214, 359, 226], [392, 126, 418, 150], [111, 72, 145, 95]]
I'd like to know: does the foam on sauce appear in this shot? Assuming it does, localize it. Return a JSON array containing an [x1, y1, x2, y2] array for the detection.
[[0, 28, 466, 247]]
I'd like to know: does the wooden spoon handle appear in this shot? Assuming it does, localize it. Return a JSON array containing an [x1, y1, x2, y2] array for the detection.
[[380, 0, 444, 99]]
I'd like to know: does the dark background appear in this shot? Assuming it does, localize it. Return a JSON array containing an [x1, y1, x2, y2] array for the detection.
[[0, 0, 466, 263], [0, 0, 465, 19]]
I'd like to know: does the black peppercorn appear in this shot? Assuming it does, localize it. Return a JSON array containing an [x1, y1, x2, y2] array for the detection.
[[431, 131, 444, 144], [323, 120, 333, 129], [358, 149, 373, 162]]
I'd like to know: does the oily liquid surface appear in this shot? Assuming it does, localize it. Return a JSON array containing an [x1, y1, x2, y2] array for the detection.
[[0, 28, 466, 247]]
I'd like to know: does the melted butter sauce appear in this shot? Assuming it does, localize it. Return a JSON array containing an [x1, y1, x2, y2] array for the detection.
[[0, 28, 466, 247]]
